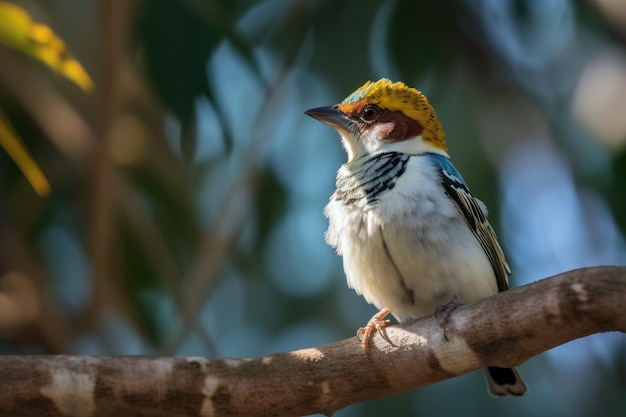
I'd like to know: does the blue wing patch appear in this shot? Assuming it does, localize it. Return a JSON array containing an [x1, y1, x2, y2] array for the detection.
[[424, 152, 468, 188]]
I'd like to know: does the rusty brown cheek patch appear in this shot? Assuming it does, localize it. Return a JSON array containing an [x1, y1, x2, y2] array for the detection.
[[377, 110, 424, 142]]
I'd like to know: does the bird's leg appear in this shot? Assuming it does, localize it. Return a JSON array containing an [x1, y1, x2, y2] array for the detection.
[[434, 296, 462, 341], [357, 308, 394, 358]]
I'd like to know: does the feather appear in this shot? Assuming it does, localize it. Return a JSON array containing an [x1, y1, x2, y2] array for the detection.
[[425, 153, 511, 292]]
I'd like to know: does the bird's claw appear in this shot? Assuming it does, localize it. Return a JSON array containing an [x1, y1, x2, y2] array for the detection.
[[357, 308, 395, 359], [435, 296, 462, 341]]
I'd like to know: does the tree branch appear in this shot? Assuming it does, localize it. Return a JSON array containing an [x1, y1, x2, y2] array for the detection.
[[0, 266, 624, 417]]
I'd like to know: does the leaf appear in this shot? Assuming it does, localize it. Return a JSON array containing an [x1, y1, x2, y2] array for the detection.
[[0, 1, 93, 91], [0, 109, 50, 197]]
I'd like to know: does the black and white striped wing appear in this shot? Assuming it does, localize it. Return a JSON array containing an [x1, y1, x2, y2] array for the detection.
[[427, 153, 511, 292]]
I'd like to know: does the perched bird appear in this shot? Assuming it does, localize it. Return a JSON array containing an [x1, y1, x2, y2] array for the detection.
[[305, 79, 527, 397]]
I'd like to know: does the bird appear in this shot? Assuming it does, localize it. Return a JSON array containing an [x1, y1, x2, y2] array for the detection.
[[305, 78, 527, 397]]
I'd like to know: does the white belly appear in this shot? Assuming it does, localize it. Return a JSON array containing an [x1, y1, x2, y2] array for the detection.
[[324, 156, 498, 321]]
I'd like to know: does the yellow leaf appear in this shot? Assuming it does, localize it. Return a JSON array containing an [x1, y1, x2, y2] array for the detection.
[[0, 1, 93, 91], [0, 109, 51, 197]]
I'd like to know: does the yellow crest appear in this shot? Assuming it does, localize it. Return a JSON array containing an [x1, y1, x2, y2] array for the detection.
[[339, 79, 446, 150]]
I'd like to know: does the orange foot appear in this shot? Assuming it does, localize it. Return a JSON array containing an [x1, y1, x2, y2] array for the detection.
[[356, 308, 395, 358]]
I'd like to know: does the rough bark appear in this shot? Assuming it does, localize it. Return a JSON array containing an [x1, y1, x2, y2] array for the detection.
[[0, 266, 624, 417]]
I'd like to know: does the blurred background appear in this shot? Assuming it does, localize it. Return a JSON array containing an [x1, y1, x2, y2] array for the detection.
[[0, 0, 625, 415]]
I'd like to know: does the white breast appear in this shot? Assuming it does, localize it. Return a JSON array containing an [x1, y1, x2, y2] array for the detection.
[[324, 154, 498, 321]]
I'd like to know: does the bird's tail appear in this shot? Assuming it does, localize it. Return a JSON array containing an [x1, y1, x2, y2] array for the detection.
[[483, 366, 527, 397]]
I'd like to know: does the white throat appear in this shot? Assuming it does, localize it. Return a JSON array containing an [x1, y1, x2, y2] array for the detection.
[[340, 133, 449, 162]]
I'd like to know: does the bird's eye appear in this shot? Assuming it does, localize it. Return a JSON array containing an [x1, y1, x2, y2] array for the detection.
[[361, 105, 381, 122]]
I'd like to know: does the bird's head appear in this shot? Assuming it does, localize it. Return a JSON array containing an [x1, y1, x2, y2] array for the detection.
[[306, 79, 446, 162]]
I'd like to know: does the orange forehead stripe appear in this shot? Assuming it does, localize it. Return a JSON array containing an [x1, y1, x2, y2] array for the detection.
[[337, 100, 366, 115]]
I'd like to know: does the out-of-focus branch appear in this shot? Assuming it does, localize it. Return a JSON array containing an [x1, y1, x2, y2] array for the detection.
[[0, 266, 624, 417], [85, 0, 133, 331]]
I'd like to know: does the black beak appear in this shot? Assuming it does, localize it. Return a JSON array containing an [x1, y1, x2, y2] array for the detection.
[[305, 106, 352, 130]]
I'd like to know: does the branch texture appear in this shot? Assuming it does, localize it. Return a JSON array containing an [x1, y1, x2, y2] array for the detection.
[[0, 266, 624, 417]]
